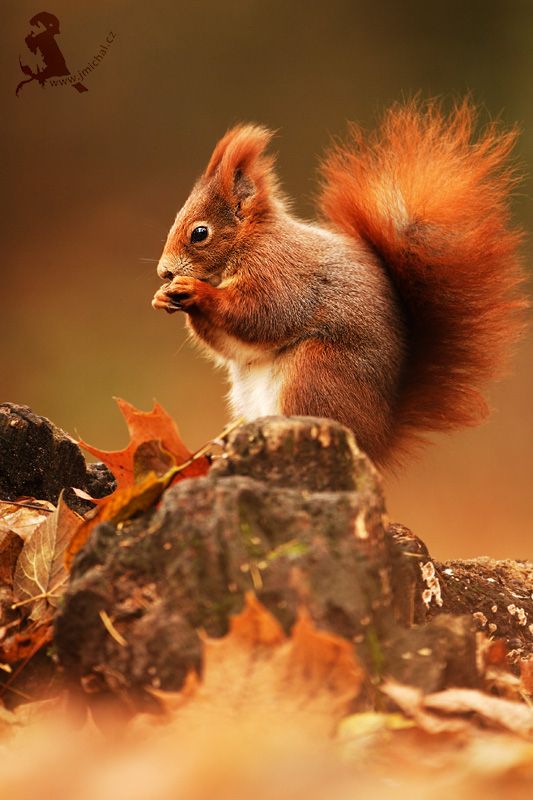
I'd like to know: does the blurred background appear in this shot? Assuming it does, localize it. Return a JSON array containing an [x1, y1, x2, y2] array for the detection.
[[2, 0, 532, 560]]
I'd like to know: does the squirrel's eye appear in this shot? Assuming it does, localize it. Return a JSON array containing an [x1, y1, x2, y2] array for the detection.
[[190, 225, 209, 244]]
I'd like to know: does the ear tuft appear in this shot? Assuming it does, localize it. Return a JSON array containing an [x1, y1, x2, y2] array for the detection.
[[204, 124, 279, 213]]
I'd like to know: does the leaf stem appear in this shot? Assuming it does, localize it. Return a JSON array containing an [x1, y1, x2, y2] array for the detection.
[[11, 578, 66, 610], [171, 416, 245, 476]]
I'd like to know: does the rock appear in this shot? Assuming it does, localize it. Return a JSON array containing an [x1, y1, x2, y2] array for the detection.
[[55, 417, 391, 701], [434, 557, 533, 663], [383, 614, 480, 692], [51, 415, 533, 706], [0, 404, 87, 503], [0, 403, 115, 505], [85, 462, 117, 499], [210, 415, 377, 492]]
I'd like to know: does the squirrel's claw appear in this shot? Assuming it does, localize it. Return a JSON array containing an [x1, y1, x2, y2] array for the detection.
[[152, 287, 182, 313]]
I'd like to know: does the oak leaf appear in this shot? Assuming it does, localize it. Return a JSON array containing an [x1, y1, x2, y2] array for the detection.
[[133, 439, 175, 482], [13, 495, 82, 621], [65, 468, 174, 569], [78, 398, 209, 495]]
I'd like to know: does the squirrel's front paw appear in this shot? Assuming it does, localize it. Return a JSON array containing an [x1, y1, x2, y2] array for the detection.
[[152, 277, 204, 313], [152, 285, 182, 314], [165, 276, 203, 310]]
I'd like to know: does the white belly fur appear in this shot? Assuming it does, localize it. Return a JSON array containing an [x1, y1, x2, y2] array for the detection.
[[228, 359, 282, 419], [198, 328, 283, 420]]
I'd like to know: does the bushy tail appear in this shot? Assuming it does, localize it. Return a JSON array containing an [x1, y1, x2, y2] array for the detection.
[[318, 99, 527, 460]]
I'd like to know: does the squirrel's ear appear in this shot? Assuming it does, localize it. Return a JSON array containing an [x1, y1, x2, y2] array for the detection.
[[204, 124, 278, 217]]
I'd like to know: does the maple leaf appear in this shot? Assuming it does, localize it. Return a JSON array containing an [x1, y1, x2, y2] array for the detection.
[[13, 495, 83, 621], [156, 593, 364, 737], [78, 398, 209, 494]]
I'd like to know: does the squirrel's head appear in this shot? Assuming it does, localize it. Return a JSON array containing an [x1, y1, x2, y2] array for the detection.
[[157, 124, 282, 285]]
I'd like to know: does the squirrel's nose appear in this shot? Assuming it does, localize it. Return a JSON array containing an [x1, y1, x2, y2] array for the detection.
[[157, 259, 175, 281]]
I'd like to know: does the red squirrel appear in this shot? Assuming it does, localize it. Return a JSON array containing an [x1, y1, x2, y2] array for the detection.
[[152, 101, 526, 466]]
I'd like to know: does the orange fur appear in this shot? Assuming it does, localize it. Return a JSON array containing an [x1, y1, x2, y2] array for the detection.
[[205, 124, 281, 221], [319, 100, 527, 459], [154, 101, 527, 467]]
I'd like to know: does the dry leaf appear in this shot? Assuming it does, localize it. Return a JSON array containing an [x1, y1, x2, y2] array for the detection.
[[521, 658, 533, 696], [485, 666, 524, 702], [133, 439, 175, 482], [381, 680, 472, 734], [382, 680, 533, 738], [0, 530, 24, 587], [337, 710, 414, 745], [13, 495, 82, 621], [78, 398, 209, 495], [484, 638, 509, 667], [0, 499, 54, 541], [425, 687, 533, 738], [0, 620, 53, 665], [66, 470, 172, 569], [159, 593, 363, 739]]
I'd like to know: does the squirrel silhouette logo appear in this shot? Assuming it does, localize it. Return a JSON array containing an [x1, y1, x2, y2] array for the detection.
[[15, 11, 88, 97]]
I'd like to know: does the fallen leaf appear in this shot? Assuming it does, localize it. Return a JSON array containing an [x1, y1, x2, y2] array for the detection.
[[71, 488, 95, 503], [382, 680, 533, 739], [485, 666, 524, 702], [0, 499, 54, 541], [520, 658, 533, 696], [78, 398, 209, 494], [133, 439, 175, 482], [425, 687, 533, 738], [65, 469, 172, 569], [158, 593, 363, 738], [0, 620, 53, 665], [381, 680, 472, 734], [337, 710, 414, 745], [13, 495, 83, 621], [66, 418, 230, 569], [226, 591, 286, 647], [0, 530, 24, 587]]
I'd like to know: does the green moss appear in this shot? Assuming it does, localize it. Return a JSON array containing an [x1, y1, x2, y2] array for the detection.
[[200, 593, 243, 631], [237, 502, 264, 560], [267, 539, 310, 563]]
